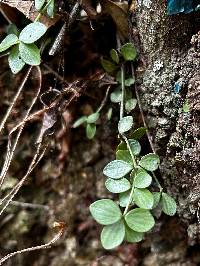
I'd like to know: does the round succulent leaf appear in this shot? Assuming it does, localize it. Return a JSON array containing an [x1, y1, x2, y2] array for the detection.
[[89, 199, 122, 225], [120, 43, 137, 61], [161, 192, 177, 216], [129, 127, 147, 140], [103, 160, 133, 179], [119, 190, 134, 207], [125, 225, 143, 243], [0, 34, 19, 53], [110, 48, 119, 64], [125, 208, 155, 232], [19, 42, 40, 65], [87, 112, 100, 123], [47, 0, 55, 17], [118, 116, 133, 134], [110, 89, 121, 103], [72, 116, 87, 128], [133, 188, 154, 209], [134, 169, 152, 188], [105, 178, 131, 193], [101, 220, 125, 249], [19, 22, 47, 44], [139, 153, 160, 172], [101, 58, 117, 73], [128, 139, 141, 155], [116, 70, 122, 83], [7, 24, 19, 36], [8, 45, 25, 74], [86, 123, 96, 139], [152, 192, 161, 208], [125, 98, 137, 113], [116, 150, 132, 164], [116, 141, 126, 151], [35, 0, 45, 10], [125, 78, 135, 86]]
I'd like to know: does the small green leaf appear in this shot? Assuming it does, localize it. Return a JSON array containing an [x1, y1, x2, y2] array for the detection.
[[101, 220, 125, 249], [35, 0, 45, 10], [129, 127, 147, 140], [47, 0, 55, 17], [125, 78, 135, 86], [8, 45, 25, 74], [182, 99, 190, 113], [101, 58, 117, 73], [110, 49, 119, 64], [139, 153, 160, 172], [116, 150, 132, 164], [89, 199, 122, 225], [103, 160, 133, 179], [161, 193, 176, 216], [7, 24, 19, 36], [129, 139, 141, 155], [0, 34, 18, 53], [119, 190, 133, 207], [134, 169, 152, 188], [19, 42, 40, 65], [152, 192, 161, 208], [125, 225, 143, 243], [72, 116, 87, 128], [118, 116, 133, 134], [133, 188, 154, 209], [19, 22, 47, 44], [87, 112, 99, 123], [116, 141, 126, 151], [86, 123, 96, 139], [105, 178, 131, 193], [107, 107, 113, 120], [125, 208, 155, 232], [116, 71, 122, 83], [120, 43, 137, 61], [110, 89, 121, 103], [125, 99, 137, 113]]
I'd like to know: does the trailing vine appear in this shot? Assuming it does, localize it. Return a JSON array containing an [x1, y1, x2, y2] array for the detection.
[[89, 43, 177, 249], [0, 0, 177, 253]]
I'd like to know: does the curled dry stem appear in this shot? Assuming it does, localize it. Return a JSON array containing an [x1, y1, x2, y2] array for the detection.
[[0, 141, 48, 216], [0, 221, 65, 265], [0, 66, 42, 189]]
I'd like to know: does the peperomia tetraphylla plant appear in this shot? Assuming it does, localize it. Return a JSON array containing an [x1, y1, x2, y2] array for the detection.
[[89, 42, 177, 249]]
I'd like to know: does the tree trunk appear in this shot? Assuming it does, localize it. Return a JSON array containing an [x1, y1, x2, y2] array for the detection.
[[133, 0, 200, 264]]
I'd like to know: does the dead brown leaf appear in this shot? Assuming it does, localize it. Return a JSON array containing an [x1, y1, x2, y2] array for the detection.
[[100, 0, 128, 39], [0, 0, 60, 28]]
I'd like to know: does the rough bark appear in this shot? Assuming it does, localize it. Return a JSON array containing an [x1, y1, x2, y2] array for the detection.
[[134, 0, 200, 264]]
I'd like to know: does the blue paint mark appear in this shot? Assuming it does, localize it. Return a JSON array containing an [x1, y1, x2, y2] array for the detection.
[[167, 0, 200, 15], [174, 82, 181, 93]]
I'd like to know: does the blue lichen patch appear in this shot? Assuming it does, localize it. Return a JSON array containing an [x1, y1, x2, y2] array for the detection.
[[167, 0, 200, 15]]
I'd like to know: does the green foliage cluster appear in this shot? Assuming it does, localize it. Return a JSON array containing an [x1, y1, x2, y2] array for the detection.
[[0, 22, 47, 73], [89, 43, 177, 249], [72, 112, 100, 139], [0, 0, 55, 74]]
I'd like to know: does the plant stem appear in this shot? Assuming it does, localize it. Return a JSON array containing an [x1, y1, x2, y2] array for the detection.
[[35, 0, 52, 22], [122, 135, 137, 168], [120, 64, 125, 120], [123, 183, 135, 215], [152, 172, 163, 192]]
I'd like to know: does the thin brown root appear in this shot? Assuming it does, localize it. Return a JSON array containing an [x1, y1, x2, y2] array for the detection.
[[0, 142, 48, 216], [0, 66, 42, 189], [0, 66, 33, 134]]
